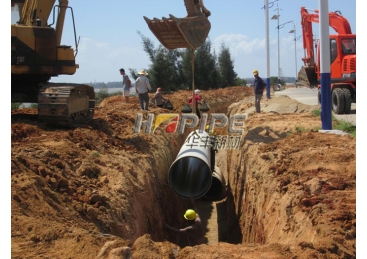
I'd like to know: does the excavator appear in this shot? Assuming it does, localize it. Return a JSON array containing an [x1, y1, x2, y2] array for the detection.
[[11, 0, 95, 125], [11, 0, 211, 125], [299, 7, 356, 114]]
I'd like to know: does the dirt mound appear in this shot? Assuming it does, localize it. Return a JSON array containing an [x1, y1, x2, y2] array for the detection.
[[11, 86, 356, 258]]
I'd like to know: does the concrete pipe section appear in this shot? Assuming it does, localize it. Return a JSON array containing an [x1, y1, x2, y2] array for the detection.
[[168, 130, 213, 199]]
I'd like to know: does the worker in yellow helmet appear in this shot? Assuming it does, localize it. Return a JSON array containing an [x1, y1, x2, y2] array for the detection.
[[253, 69, 267, 113], [164, 198, 205, 246]]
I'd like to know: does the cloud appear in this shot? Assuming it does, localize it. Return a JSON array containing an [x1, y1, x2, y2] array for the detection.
[[51, 37, 150, 84]]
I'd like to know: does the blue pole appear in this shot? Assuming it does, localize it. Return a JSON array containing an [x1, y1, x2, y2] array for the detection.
[[265, 0, 271, 99], [319, 0, 332, 129]]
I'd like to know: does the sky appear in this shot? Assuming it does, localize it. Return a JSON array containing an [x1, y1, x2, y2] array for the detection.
[[10, 0, 357, 84]]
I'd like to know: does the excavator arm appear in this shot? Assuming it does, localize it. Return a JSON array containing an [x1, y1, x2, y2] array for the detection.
[[300, 7, 353, 67], [299, 7, 355, 86], [144, 0, 211, 50]]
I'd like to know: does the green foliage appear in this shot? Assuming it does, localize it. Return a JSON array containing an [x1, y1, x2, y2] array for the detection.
[[295, 126, 308, 133], [270, 77, 285, 87], [194, 39, 219, 90], [298, 108, 356, 138], [11, 103, 22, 110], [92, 151, 100, 158], [334, 120, 356, 138], [149, 46, 183, 92], [137, 31, 156, 63], [218, 43, 237, 87], [235, 77, 247, 86], [137, 31, 185, 91], [181, 42, 218, 90], [181, 48, 194, 89], [30, 103, 38, 108], [311, 109, 321, 117], [136, 33, 237, 91], [129, 68, 138, 80]]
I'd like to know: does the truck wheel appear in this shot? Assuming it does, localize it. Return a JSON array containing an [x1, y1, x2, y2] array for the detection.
[[332, 88, 345, 114], [342, 88, 351, 114]]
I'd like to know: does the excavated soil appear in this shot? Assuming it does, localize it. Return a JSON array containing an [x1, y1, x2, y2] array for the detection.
[[11, 86, 356, 258]]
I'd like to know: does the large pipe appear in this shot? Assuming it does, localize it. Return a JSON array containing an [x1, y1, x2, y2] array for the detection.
[[203, 166, 226, 201], [168, 130, 213, 199], [168, 130, 227, 201]]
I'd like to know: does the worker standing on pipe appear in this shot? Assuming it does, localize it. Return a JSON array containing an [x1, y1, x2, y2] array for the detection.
[[164, 198, 205, 246]]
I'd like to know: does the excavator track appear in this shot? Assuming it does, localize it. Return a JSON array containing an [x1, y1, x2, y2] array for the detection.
[[38, 83, 95, 125]]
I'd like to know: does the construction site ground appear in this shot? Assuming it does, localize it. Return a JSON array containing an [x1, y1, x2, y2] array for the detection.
[[10, 86, 357, 258]]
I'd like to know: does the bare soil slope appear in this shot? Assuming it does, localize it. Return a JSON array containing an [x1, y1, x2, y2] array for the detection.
[[11, 86, 356, 258]]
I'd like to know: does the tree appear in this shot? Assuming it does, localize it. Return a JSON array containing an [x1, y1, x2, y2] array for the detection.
[[181, 39, 219, 90], [235, 77, 247, 86], [137, 31, 155, 63], [218, 43, 237, 87], [195, 39, 219, 90], [270, 76, 285, 87], [137, 32, 184, 91], [149, 46, 183, 91]]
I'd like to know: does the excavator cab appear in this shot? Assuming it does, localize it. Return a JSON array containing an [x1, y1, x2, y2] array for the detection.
[[143, 0, 211, 50], [11, 0, 96, 125]]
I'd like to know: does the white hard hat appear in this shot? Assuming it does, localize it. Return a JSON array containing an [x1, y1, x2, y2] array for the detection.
[[194, 89, 201, 94]]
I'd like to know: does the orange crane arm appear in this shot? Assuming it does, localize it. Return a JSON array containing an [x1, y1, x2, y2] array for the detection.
[[300, 7, 353, 66]]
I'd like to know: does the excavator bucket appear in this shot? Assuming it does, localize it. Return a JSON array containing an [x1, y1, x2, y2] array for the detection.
[[298, 66, 318, 87], [143, 0, 211, 50]]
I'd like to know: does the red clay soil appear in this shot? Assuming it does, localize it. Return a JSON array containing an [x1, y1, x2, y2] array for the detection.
[[11, 86, 356, 258]]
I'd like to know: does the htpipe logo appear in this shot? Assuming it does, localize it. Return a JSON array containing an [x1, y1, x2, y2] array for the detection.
[[133, 113, 247, 150], [133, 113, 247, 135]]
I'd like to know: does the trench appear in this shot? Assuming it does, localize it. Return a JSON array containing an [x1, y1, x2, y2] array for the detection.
[[154, 98, 244, 247]]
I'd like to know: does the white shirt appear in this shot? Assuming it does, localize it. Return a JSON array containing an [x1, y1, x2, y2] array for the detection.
[[135, 75, 152, 94]]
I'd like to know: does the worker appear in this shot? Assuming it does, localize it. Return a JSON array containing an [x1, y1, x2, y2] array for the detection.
[[151, 87, 168, 108], [188, 89, 203, 119], [135, 69, 152, 111], [164, 198, 205, 246], [252, 69, 266, 113], [119, 68, 132, 103]]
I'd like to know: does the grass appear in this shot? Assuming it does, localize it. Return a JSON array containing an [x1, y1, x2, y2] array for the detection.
[[311, 109, 321, 117], [311, 109, 356, 138], [11, 103, 22, 110], [333, 119, 356, 138], [295, 125, 321, 133]]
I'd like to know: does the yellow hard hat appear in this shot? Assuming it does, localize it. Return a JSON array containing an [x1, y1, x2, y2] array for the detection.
[[184, 209, 197, 220], [252, 69, 258, 75]]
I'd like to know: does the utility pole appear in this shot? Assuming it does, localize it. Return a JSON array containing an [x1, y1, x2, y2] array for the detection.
[[271, 4, 281, 86], [289, 23, 298, 86]]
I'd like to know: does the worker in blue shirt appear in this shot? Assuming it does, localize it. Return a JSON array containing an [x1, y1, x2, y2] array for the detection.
[[253, 69, 266, 113]]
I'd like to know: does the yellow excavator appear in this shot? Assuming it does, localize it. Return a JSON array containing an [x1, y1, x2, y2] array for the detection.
[[11, 0, 211, 125], [11, 0, 95, 125]]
